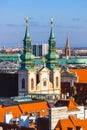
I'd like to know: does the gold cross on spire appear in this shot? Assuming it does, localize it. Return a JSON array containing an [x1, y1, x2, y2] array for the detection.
[[26, 16, 29, 28], [51, 18, 54, 28]]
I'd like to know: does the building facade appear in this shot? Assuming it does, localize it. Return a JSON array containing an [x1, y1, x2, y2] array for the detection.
[[18, 18, 61, 98]]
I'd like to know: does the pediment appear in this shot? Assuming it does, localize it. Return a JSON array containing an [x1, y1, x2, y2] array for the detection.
[[39, 66, 50, 72]]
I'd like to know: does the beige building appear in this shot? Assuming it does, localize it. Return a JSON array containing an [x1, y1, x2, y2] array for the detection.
[[18, 18, 61, 99]]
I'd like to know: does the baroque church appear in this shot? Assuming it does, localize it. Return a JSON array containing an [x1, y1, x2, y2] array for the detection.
[[18, 17, 61, 99]]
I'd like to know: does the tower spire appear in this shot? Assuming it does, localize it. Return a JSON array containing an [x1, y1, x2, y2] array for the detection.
[[24, 17, 29, 38], [45, 18, 59, 70], [65, 36, 71, 58], [66, 36, 70, 48], [20, 17, 35, 70], [49, 18, 56, 51], [50, 18, 55, 38]]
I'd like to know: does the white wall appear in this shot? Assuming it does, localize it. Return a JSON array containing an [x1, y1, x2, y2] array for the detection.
[[4, 112, 13, 124], [49, 105, 85, 130]]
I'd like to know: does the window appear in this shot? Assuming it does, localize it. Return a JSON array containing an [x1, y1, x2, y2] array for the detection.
[[31, 78, 34, 90], [43, 79, 47, 86], [56, 77, 58, 87], [22, 78, 25, 89]]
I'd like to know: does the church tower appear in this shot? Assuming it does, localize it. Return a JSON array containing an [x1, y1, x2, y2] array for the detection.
[[18, 17, 36, 96], [45, 19, 61, 98], [65, 36, 71, 59]]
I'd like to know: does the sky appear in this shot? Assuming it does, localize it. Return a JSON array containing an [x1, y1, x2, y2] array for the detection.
[[0, 0, 87, 48]]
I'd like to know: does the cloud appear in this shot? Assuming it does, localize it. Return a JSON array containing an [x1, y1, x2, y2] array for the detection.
[[66, 25, 85, 29], [1, 20, 39, 28], [72, 18, 80, 21], [5, 24, 25, 27], [55, 24, 85, 30]]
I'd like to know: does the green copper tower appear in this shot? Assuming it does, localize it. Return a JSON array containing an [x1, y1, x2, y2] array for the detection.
[[45, 18, 59, 70], [20, 17, 35, 70]]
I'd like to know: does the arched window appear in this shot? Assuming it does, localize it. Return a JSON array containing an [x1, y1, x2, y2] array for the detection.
[[22, 78, 25, 89], [31, 78, 34, 90], [43, 79, 47, 87], [56, 77, 58, 87]]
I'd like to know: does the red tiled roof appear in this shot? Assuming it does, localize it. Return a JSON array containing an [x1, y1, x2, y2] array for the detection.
[[0, 105, 21, 122], [19, 102, 49, 117], [0, 101, 49, 122], [54, 99, 78, 111], [70, 69, 87, 83], [68, 99, 79, 111], [56, 115, 87, 130], [56, 118, 74, 130]]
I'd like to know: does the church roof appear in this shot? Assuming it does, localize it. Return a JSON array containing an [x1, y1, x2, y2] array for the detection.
[[0, 55, 87, 66], [0, 54, 21, 62], [61, 68, 77, 77]]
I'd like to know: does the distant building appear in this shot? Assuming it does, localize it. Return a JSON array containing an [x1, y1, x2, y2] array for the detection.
[[32, 43, 48, 56], [65, 36, 71, 59], [42, 43, 49, 56], [32, 44, 39, 56]]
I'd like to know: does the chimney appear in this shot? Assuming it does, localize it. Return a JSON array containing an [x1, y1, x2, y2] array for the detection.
[[4, 111, 13, 124]]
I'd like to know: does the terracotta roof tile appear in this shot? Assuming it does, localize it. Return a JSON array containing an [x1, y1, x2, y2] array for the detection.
[[68, 99, 79, 111], [56, 118, 74, 130], [0, 106, 21, 122], [0, 101, 49, 122], [54, 99, 78, 111], [19, 102, 49, 117], [70, 69, 87, 83], [56, 115, 87, 130]]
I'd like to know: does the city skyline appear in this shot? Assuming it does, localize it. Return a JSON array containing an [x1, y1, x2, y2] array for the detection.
[[0, 0, 87, 47]]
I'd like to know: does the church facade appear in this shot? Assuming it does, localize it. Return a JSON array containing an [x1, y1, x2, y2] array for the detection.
[[18, 17, 61, 99]]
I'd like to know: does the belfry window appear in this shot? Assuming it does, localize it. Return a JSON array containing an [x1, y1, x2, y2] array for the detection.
[[31, 78, 34, 90], [56, 77, 58, 87], [22, 78, 25, 89], [43, 79, 47, 87]]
